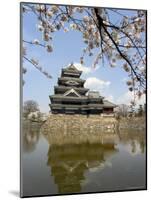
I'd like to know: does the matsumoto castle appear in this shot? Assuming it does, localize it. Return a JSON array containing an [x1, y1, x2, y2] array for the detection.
[[49, 64, 116, 115]]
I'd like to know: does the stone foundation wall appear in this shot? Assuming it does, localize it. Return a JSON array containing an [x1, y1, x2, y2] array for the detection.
[[41, 114, 118, 145], [41, 114, 145, 134], [40, 114, 145, 146], [42, 114, 118, 132]]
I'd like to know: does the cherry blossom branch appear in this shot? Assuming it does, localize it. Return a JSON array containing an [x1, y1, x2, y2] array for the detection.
[[23, 40, 46, 48], [94, 8, 144, 85], [23, 56, 52, 79]]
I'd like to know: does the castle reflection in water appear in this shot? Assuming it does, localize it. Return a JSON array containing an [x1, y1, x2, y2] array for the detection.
[[22, 120, 146, 195]]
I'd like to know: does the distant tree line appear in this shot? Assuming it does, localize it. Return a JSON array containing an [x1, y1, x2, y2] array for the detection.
[[115, 103, 146, 118]]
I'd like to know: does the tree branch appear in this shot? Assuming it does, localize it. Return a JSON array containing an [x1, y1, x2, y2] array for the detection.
[[94, 8, 143, 84]]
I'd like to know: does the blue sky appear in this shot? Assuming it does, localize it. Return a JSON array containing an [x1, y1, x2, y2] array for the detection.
[[22, 4, 145, 113]]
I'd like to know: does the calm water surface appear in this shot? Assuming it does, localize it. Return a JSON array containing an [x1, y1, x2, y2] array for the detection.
[[21, 121, 146, 197]]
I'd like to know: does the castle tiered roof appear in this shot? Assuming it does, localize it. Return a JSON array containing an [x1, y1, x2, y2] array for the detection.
[[49, 64, 116, 115]]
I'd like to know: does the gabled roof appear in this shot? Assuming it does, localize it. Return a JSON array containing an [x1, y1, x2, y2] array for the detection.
[[63, 88, 81, 97]]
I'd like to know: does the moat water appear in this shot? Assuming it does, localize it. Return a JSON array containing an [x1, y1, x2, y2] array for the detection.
[[21, 120, 146, 197]]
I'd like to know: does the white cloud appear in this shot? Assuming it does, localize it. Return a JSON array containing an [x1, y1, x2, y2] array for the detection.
[[74, 63, 91, 74], [84, 77, 111, 92], [116, 91, 146, 107], [70, 63, 100, 74], [105, 95, 114, 102]]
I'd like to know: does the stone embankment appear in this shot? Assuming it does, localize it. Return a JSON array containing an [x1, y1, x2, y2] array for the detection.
[[40, 114, 145, 145], [41, 114, 145, 135], [42, 114, 117, 134]]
